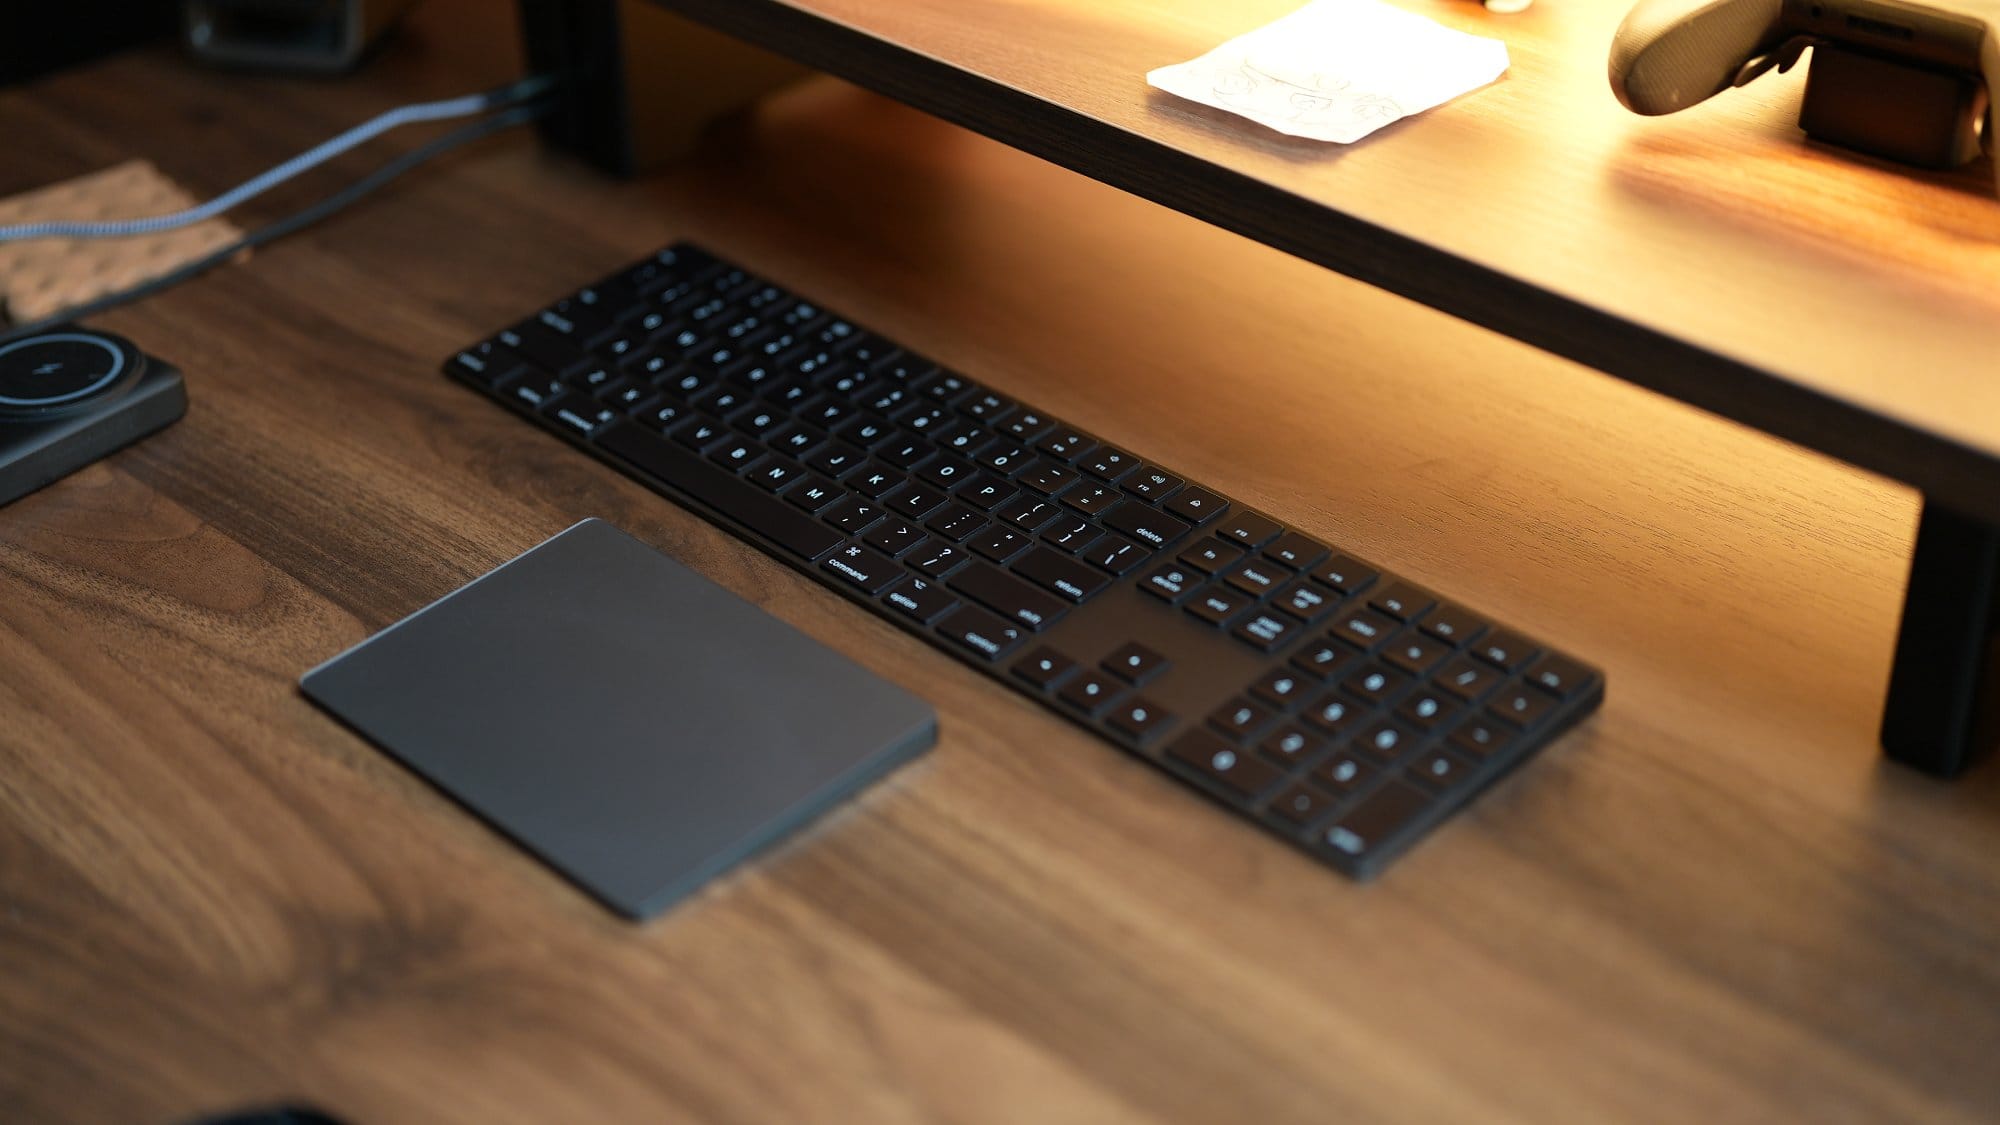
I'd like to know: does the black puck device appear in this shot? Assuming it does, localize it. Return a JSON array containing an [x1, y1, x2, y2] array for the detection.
[[0, 327, 187, 506]]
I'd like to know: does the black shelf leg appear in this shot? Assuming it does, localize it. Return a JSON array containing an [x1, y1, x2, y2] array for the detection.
[[1880, 500, 2000, 777]]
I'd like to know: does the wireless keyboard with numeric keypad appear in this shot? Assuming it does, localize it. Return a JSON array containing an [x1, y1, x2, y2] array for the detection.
[[444, 242, 1604, 878]]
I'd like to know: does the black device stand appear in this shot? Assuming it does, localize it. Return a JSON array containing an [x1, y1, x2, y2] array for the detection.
[[1881, 502, 2000, 777]]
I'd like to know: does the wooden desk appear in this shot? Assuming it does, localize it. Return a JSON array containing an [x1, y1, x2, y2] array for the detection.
[[4, 5, 2000, 1123]]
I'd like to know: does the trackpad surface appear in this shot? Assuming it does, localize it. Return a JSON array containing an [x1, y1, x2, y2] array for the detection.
[[301, 518, 936, 919]]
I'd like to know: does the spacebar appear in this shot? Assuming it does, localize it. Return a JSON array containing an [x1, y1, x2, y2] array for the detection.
[[595, 420, 843, 560]]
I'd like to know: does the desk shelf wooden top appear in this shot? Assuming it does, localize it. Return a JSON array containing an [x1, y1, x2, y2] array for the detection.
[[661, 0, 2000, 518]]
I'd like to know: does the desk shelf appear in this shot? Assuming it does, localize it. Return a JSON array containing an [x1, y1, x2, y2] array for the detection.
[[553, 0, 2000, 774], [608, 0, 2000, 523]]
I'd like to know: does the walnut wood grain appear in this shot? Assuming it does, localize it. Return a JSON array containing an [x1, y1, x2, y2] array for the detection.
[[647, 0, 2000, 526], [3, 3, 2000, 1123]]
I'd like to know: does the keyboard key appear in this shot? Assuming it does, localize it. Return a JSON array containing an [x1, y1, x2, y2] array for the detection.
[[927, 504, 988, 542], [748, 457, 806, 492], [1473, 629, 1539, 674], [1436, 656, 1502, 700], [1106, 697, 1173, 743], [959, 472, 1018, 511], [1079, 447, 1137, 481], [847, 465, 905, 498], [1102, 642, 1169, 685], [910, 541, 969, 578], [1081, 536, 1149, 575], [932, 422, 984, 453], [786, 475, 843, 513], [1341, 663, 1407, 707], [836, 415, 894, 448], [1124, 466, 1182, 501], [707, 435, 765, 472], [1001, 410, 1053, 441], [1330, 608, 1398, 651], [1355, 720, 1417, 761], [1012, 547, 1110, 602], [969, 524, 1030, 563], [822, 543, 903, 593], [949, 561, 1069, 631], [1232, 612, 1298, 652], [1036, 428, 1094, 460], [962, 391, 1014, 420], [1292, 640, 1356, 681], [1250, 669, 1310, 709], [1407, 749, 1474, 791], [1368, 583, 1435, 622], [875, 352, 935, 383], [642, 400, 690, 432], [936, 604, 1026, 661], [880, 437, 935, 470], [1419, 604, 1488, 647], [1139, 563, 1198, 602], [1311, 752, 1376, 796], [864, 520, 928, 557], [1382, 632, 1451, 676], [1185, 587, 1250, 627], [1058, 672, 1124, 716], [1163, 485, 1226, 524], [1217, 510, 1283, 549], [1397, 688, 1461, 730], [1258, 723, 1320, 766], [504, 372, 568, 410], [1177, 539, 1245, 574], [916, 455, 975, 489], [1266, 784, 1335, 827], [883, 576, 959, 625], [1012, 647, 1077, 690], [1487, 686, 1557, 730], [1166, 729, 1282, 801], [1319, 780, 1431, 862], [1526, 654, 1595, 700], [977, 443, 1035, 473], [1310, 555, 1378, 595], [1449, 717, 1515, 759], [449, 340, 525, 387], [1303, 694, 1366, 737], [1223, 559, 1290, 598], [1273, 580, 1335, 624], [915, 370, 974, 403], [596, 422, 842, 560], [887, 485, 948, 520], [1039, 516, 1100, 553], [540, 393, 618, 437], [1019, 462, 1079, 495], [822, 495, 884, 534], [1208, 697, 1273, 741], [1263, 532, 1329, 569], [1097, 501, 1190, 551], [504, 320, 593, 377], [997, 493, 1060, 531], [1062, 484, 1122, 515]]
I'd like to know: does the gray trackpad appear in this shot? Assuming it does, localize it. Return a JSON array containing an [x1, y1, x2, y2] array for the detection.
[[301, 518, 935, 919]]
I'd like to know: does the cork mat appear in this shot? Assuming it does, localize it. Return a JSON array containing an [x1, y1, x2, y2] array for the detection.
[[0, 160, 246, 325]]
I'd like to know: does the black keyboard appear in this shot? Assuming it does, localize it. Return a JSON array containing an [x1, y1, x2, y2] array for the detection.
[[444, 242, 1604, 878]]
